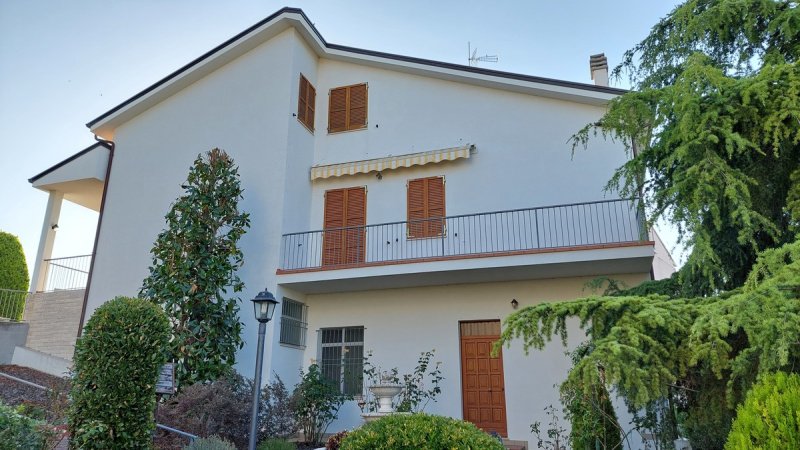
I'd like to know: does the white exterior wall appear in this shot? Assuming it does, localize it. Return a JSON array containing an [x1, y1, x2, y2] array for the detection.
[[87, 28, 302, 376], [300, 59, 628, 237], [302, 274, 648, 443]]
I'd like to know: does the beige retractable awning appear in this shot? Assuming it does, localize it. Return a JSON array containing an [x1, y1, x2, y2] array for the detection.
[[310, 144, 475, 181]]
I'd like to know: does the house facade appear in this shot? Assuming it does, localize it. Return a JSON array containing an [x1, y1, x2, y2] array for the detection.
[[28, 8, 669, 446]]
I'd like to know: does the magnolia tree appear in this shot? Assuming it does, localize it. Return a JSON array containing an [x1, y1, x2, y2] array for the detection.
[[140, 148, 250, 388]]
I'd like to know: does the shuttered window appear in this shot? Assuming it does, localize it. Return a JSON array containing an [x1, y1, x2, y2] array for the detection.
[[323, 187, 367, 265], [407, 176, 446, 238], [297, 75, 316, 131], [328, 83, 368, 133]]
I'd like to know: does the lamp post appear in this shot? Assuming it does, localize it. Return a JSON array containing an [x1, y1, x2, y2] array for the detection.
[[248, 289, 279, 450]]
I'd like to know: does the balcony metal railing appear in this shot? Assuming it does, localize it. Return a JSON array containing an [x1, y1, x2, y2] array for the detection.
[[0, 289, 28, 321], [42, 254, 92, 291], [279, 198, 647, 271]]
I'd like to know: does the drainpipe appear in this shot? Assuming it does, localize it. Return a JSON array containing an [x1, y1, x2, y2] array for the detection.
[[77, 135, 115, 337]]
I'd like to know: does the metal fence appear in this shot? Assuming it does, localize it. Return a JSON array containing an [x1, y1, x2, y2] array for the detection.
[[0, 289, 29, 321], [280, 198, 646, 271], [42, 254, 91, 291]]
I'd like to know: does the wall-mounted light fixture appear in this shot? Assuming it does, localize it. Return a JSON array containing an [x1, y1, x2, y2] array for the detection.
[[511, 299, 519, 309]]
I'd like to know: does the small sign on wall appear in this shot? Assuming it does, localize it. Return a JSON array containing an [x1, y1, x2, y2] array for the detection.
[[156, 363, 176, 395]]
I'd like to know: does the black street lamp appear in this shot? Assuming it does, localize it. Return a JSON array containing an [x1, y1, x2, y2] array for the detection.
[[248, 289, 279, 450]]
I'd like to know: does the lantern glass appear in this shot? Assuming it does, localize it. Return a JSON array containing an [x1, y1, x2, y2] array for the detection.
[[251, 290, 278, 323]]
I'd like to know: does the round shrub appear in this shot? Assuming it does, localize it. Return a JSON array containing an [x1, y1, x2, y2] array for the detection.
[[340, 413, 505, 450], [0, 231, 29, 291], [68, 296, 170, 449], [725, 371, 800, 450]]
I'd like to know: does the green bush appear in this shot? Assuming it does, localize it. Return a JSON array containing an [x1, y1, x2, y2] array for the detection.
[[340, 413, 505, 450], [0, 231, 29, 291], [725, 371, 800, 450], [0, 401, 52, 450], [0, 231, 29, 321], [184, 436, 236, 450], [257, 438, 295, 450], [293, 364, 349, 445], [68, 296, 170, 449]]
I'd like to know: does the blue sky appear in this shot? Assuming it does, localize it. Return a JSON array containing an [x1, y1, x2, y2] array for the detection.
[[0, 0, 682, 276]]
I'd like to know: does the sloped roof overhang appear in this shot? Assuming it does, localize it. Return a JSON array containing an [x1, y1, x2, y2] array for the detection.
[[86, 8, 627, 138], [29, 142, 111, 211]]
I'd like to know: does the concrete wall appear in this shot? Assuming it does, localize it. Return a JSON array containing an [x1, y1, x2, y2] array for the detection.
[[0, 322, 29, 364], [301, 273, 649, 443], [23, 290, 84, 361]]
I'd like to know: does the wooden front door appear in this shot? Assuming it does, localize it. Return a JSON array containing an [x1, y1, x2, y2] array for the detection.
[[460, 320, 508, 437], [323, 187, 366, 266]]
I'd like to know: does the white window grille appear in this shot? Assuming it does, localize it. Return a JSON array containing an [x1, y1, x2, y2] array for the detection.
[[319, 326, 364, 395]]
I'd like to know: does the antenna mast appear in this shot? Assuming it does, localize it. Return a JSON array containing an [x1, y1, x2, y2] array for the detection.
[[468, 41, 498, 66]]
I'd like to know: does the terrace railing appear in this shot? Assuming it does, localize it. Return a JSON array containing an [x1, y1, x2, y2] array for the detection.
[[0, 289, 28, 321], [42, 254, 92, 291], [279, 198, 647, 271]]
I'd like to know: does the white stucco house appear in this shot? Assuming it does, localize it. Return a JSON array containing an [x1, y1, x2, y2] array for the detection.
[[27, 7, 673, 447]]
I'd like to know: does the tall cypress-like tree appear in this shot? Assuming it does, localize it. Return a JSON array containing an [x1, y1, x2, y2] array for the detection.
[[140, 148, 250, 388], [572, 0, 800, 295]]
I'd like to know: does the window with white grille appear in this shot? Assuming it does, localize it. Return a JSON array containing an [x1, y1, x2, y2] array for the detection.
[[279, 298, 307, 348], [319, 326, 364, 395]]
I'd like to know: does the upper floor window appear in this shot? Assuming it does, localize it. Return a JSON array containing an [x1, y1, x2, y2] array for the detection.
[[298, 75, 316, 132], [407, 176, 446, 238], [279, 298, 308, 348], [328, 83, 368, 133]]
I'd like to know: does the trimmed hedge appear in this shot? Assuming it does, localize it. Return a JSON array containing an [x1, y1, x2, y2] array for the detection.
[[0, 231, 29, 292], [725, 371, 800, 450], [340, 413, 505, 450], [0, 231, 29, 321], [68, 296, 170, 449]]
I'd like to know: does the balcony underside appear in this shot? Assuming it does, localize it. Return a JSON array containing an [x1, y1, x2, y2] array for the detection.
[[277, 241, 654, 294]]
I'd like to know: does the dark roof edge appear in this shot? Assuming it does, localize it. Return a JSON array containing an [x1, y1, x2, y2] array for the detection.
[[86, 7, 626, 129], [29, 141, 112, 184], [328, 43, 628, 95]]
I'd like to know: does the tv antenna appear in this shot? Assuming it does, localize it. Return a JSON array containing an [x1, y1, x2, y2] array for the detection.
[[468, 42, 498, 66]]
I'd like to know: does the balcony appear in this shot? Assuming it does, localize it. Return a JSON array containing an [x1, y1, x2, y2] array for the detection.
[[277, 199, 655, 293]]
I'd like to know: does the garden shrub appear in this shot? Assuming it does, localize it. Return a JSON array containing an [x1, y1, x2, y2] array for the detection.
[[0, 231, 29, 291], [293, 364, 349, 445], [0, 231, 29, 320], [257, 438, 295, 450], [340, 413, 505, 450], [68, 296, 170, 449], [0, 401, 53, 450], [724, 371, 800, 450], [184, 436, 236, 450], [326, 430, 348, 450], [157, 373, 250, 448], [259, 375, 298, 440]]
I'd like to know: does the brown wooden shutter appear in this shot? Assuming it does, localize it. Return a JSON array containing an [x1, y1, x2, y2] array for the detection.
[[328, 83, 367, 133], [407, 179, 426, 238], [298, 77, 308, 124], [427, 176, 445, 236], [298, 75, 316, 131], [407, 176, 445, 238], [323, 187, 366, 265], [323, 189, 345, 265], [329, 87, 347, 132], [348, 83, 367, 129], [307, 83, 316, 130]]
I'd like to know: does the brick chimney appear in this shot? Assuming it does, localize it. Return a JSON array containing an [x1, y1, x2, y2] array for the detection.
[[590, 53, 608, 87]]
